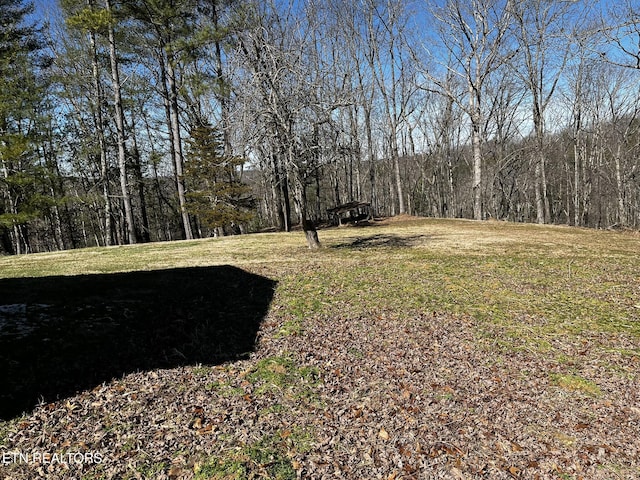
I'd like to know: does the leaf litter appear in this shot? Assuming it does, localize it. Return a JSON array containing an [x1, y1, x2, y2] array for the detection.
[[2, 309, 638, 479]]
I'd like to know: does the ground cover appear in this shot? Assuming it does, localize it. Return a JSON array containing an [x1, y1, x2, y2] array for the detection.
[[0, 218, 638, 479]]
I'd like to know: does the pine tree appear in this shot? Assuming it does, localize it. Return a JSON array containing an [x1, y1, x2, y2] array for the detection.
[[0, 0, 49, 254], [184, 124, 254, 235]]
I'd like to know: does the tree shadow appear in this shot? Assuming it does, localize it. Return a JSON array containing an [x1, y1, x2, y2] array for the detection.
[[0, 265, 276, 420], [331, 234, 434, 249]]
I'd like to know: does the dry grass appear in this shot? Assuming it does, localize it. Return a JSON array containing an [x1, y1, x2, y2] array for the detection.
[[1, 217, 639, 479], [1, 217, 638, 349]]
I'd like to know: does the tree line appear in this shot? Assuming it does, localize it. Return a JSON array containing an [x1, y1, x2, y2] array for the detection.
[[1, 0, 639, 253]]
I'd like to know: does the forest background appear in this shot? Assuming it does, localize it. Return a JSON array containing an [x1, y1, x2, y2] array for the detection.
[[1, 0, 640, 253]]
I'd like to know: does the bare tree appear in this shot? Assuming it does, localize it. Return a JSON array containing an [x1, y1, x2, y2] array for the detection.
[[85, 2, 114, 245], [599, 0, 640, 70], [428, 0, 514, 220], [509, 0, 583, 224], [235, 0, 323, 247], [126, 0, 198, 240], [362, 0, 417, 215]]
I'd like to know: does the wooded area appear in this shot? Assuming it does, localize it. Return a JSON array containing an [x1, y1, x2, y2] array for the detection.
[[1, 0, 639, 253]]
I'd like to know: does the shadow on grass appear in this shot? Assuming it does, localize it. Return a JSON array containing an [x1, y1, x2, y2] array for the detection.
[[0, 265, 276, 420], [331, 233, 433, 249]]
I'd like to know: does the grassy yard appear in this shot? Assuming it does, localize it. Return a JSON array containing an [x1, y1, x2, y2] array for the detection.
[[0, 217, 638, 479]]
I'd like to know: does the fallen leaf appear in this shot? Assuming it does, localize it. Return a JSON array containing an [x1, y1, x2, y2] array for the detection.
[[269, 363, 287, 374], [378, 428, 390, 440], [196, 424, 215, 435], [450, 467, 465, 479], [191, 417, 203, 429], [168, 466, 184, 478]]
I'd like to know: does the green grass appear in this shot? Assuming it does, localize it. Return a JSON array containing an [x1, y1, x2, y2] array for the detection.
[[549, 373, 603, 397], [194, 429, 309, 480], [246, 354, 320, 398], [1, 218, 638, 354]]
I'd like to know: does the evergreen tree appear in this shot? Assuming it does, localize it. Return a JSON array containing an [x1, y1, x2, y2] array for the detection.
[[184, 123, 254, 235], [0, 0, 49, 254]]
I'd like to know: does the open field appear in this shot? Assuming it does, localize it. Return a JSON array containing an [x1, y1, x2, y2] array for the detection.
[[0, 217, 639, 479]]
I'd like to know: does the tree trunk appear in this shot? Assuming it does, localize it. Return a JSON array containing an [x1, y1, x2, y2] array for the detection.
[[541, 154, 551, 222], [573, 137, 580, 226], [393, 153, 405, 215], [290, 145, 320, 249], [365, 109, 377, 214], [165, 49, 193, 240], [89, 28, 112, 246], [272, 152, 291, 232], [471, 124, 483, 221], [106, 1, 136, 243], [131, 132, 151, 242], [534, 153, 545, 224], [614, 144, 627, 226], [299, 197, 320, 249]]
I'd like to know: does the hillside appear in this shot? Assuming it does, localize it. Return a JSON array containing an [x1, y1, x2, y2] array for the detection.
[[1, 218, 639, 479]]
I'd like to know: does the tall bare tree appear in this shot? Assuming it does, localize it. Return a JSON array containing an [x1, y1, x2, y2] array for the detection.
[[126, 0, 198, 240], [362, 0, 418, 215], [64, 0, 115, 245], [509, 0, 582, 224], [429, 0, 514, 220]]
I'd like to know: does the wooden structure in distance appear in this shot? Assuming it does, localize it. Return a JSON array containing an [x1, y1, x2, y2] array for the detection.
[[327, 201, 373, 226]]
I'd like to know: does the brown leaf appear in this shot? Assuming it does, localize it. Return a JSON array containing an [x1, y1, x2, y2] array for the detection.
[[511, 442, 523, 452], [168, 466, 184, 478], [450, 467, 465, 479], [398, 444, 412, 457], [378, 428, 390, 440], [196, 424, 215, 435], [191, 417, 203, 429]]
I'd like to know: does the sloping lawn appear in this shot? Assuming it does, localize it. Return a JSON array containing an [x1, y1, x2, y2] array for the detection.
[[0, 218, 638, 479]]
